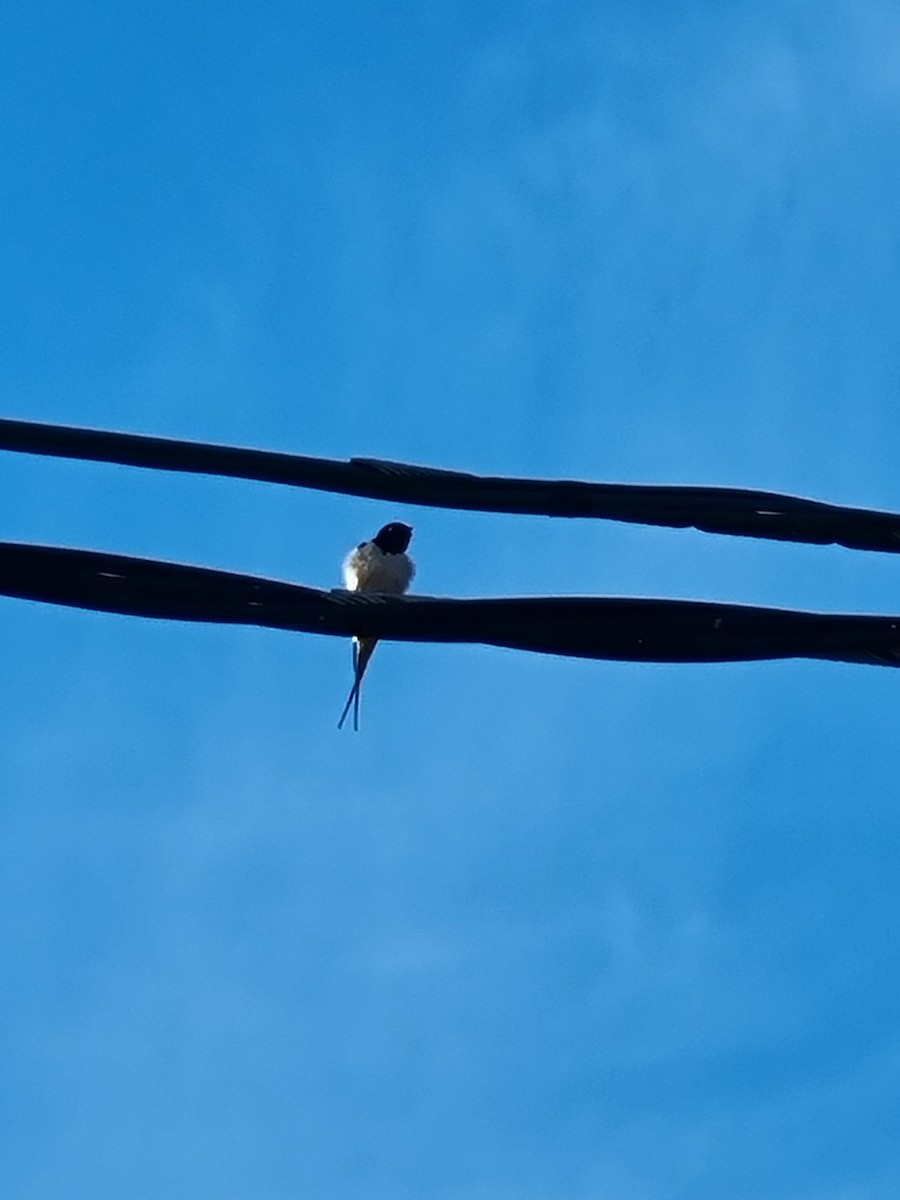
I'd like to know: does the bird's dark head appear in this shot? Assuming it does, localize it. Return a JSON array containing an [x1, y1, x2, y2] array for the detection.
[[372, 522, 413, 554]]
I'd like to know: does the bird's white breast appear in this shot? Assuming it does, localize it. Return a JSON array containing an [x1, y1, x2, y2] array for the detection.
[[343, 543, 416, 594]]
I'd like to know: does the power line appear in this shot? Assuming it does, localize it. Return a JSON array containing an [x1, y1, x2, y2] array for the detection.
[[2, 540, 899, 668], [2, 416, 900, 552]]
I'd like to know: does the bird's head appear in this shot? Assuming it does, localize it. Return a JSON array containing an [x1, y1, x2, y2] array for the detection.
[[372, 522, 413, 554]]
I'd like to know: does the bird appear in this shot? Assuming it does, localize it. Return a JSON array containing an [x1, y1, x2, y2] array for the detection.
[[337, 521, 415, 730]]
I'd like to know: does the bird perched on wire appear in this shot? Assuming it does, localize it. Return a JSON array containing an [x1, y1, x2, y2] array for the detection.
[[337, 521, 415, 731]]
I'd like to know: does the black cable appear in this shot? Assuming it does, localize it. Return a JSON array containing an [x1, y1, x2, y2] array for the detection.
[[1, 417, 900, 552], [2, 540, 899, 668]]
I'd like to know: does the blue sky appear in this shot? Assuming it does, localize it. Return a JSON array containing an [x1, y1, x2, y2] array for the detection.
[[2, 2, 900, 1197]]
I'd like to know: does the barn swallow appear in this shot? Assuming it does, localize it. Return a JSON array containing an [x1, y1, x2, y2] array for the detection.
[[337, 522, 415, 731]]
